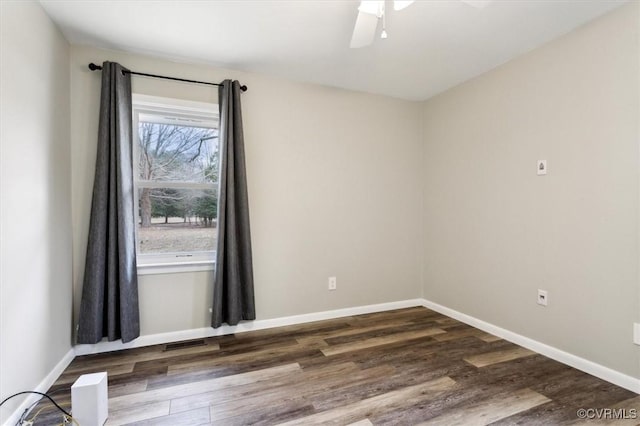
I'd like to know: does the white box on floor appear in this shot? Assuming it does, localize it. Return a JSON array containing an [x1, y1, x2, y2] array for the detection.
[[71, 372, 108, 426]]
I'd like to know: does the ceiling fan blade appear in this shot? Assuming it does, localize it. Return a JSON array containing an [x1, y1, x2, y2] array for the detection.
[[358, 0, 382, 15], [394, 0, 414, 11], [460, 0, 493, 8], [350, 10, 379, 48]]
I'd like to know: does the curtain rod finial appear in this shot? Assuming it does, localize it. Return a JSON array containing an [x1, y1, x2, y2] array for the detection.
[[240, 85, 248, 92], [88, 63, 102, 71]]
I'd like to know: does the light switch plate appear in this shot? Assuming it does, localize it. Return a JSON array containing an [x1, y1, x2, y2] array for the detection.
[[537, 160, 547, 175], [634, 323, 640, 345]]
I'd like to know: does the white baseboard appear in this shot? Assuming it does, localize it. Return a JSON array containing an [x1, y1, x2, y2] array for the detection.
[[74, 299, 424, 356], [420, 298, 640, 394], [2, 348, 75, 426]]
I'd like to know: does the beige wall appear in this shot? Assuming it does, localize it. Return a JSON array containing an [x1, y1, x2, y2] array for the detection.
[[0, 1, 72, 423], [421, 2, 640, 377], [70, 46, 423, 336]]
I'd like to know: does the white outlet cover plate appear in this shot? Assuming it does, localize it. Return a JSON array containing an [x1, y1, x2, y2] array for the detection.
[[537, 289, 548, 306], [328, 276, 337, 290], [537, 160, 547, 175]]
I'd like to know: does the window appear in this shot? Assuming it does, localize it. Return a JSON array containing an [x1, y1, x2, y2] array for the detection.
[[132, 95, 219, 274]]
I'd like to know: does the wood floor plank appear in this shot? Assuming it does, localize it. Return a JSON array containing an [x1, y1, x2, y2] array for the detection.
[[170, 362, 360, 415], [224, 319, 354, 342], [295, 319, 413, 345], [434, 317, 463, 326], [105, 401, 170, 425], [453, 351, 564, 389], [124, 406, 210, 426], [348, 306, 428, 322], [477, 332, 502, 342], [166, 340, 325, 376], [55, 362, 135, 385], [427, 324, 500, 343], [145, 364, 250, 391], [614, 395, 640, 409], [418, 387, 551, 425], [349, 308, 445, 328], [463, 346, 536, 368], [351, 335, 483, 372], [217, 335, 308, 355], [320, 328, 446, 356], [208, 364, 397, 422], [431, 327, 491, 342], [108, 380, 149, 398], [346, 420, 373, 426], [109, 363, 301, 411], [277, 376, 457, 425], [67, 342, 220, 373], [146, 349, 327, 392], [213, 402, 316, 426], [325, 321, 450, 346]]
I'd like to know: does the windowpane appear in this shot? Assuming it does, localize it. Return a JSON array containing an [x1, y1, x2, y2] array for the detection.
[[133, 95, 219, 269], [137, 188, 218, 254], [137, 122, 219, 183]]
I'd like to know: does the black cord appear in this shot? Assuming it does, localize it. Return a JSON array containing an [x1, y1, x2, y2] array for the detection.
[[19, 388, 67, 424], [18, 407, 30, 425], [0, 391, 71, 417]]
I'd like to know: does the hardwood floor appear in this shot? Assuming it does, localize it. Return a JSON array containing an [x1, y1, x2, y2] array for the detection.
[[29, 307, 638, 425]]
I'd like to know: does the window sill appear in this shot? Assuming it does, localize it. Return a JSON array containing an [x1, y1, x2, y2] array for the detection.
[[137, 260, 214, 276]]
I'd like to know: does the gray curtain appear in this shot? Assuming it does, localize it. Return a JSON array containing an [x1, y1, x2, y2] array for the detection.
[[77, 61, 140, 344], [212, 80, 255, 328]]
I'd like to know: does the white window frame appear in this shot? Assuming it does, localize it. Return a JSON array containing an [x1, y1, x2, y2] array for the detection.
[[132, 94, 219, 275]]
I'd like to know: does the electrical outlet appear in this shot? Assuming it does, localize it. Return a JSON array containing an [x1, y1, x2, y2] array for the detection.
[[328, 276, 337, 291], [537, 289, 548, 306]]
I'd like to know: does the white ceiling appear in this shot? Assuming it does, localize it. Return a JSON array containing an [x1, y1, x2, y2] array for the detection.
[[40, 0, 628, 101]]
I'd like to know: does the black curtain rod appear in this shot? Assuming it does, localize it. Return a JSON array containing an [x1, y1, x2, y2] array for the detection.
[[88, 63, 247, 92]]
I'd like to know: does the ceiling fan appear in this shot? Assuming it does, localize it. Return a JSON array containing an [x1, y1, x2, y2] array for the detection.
[[350, 0, 493, 48]]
